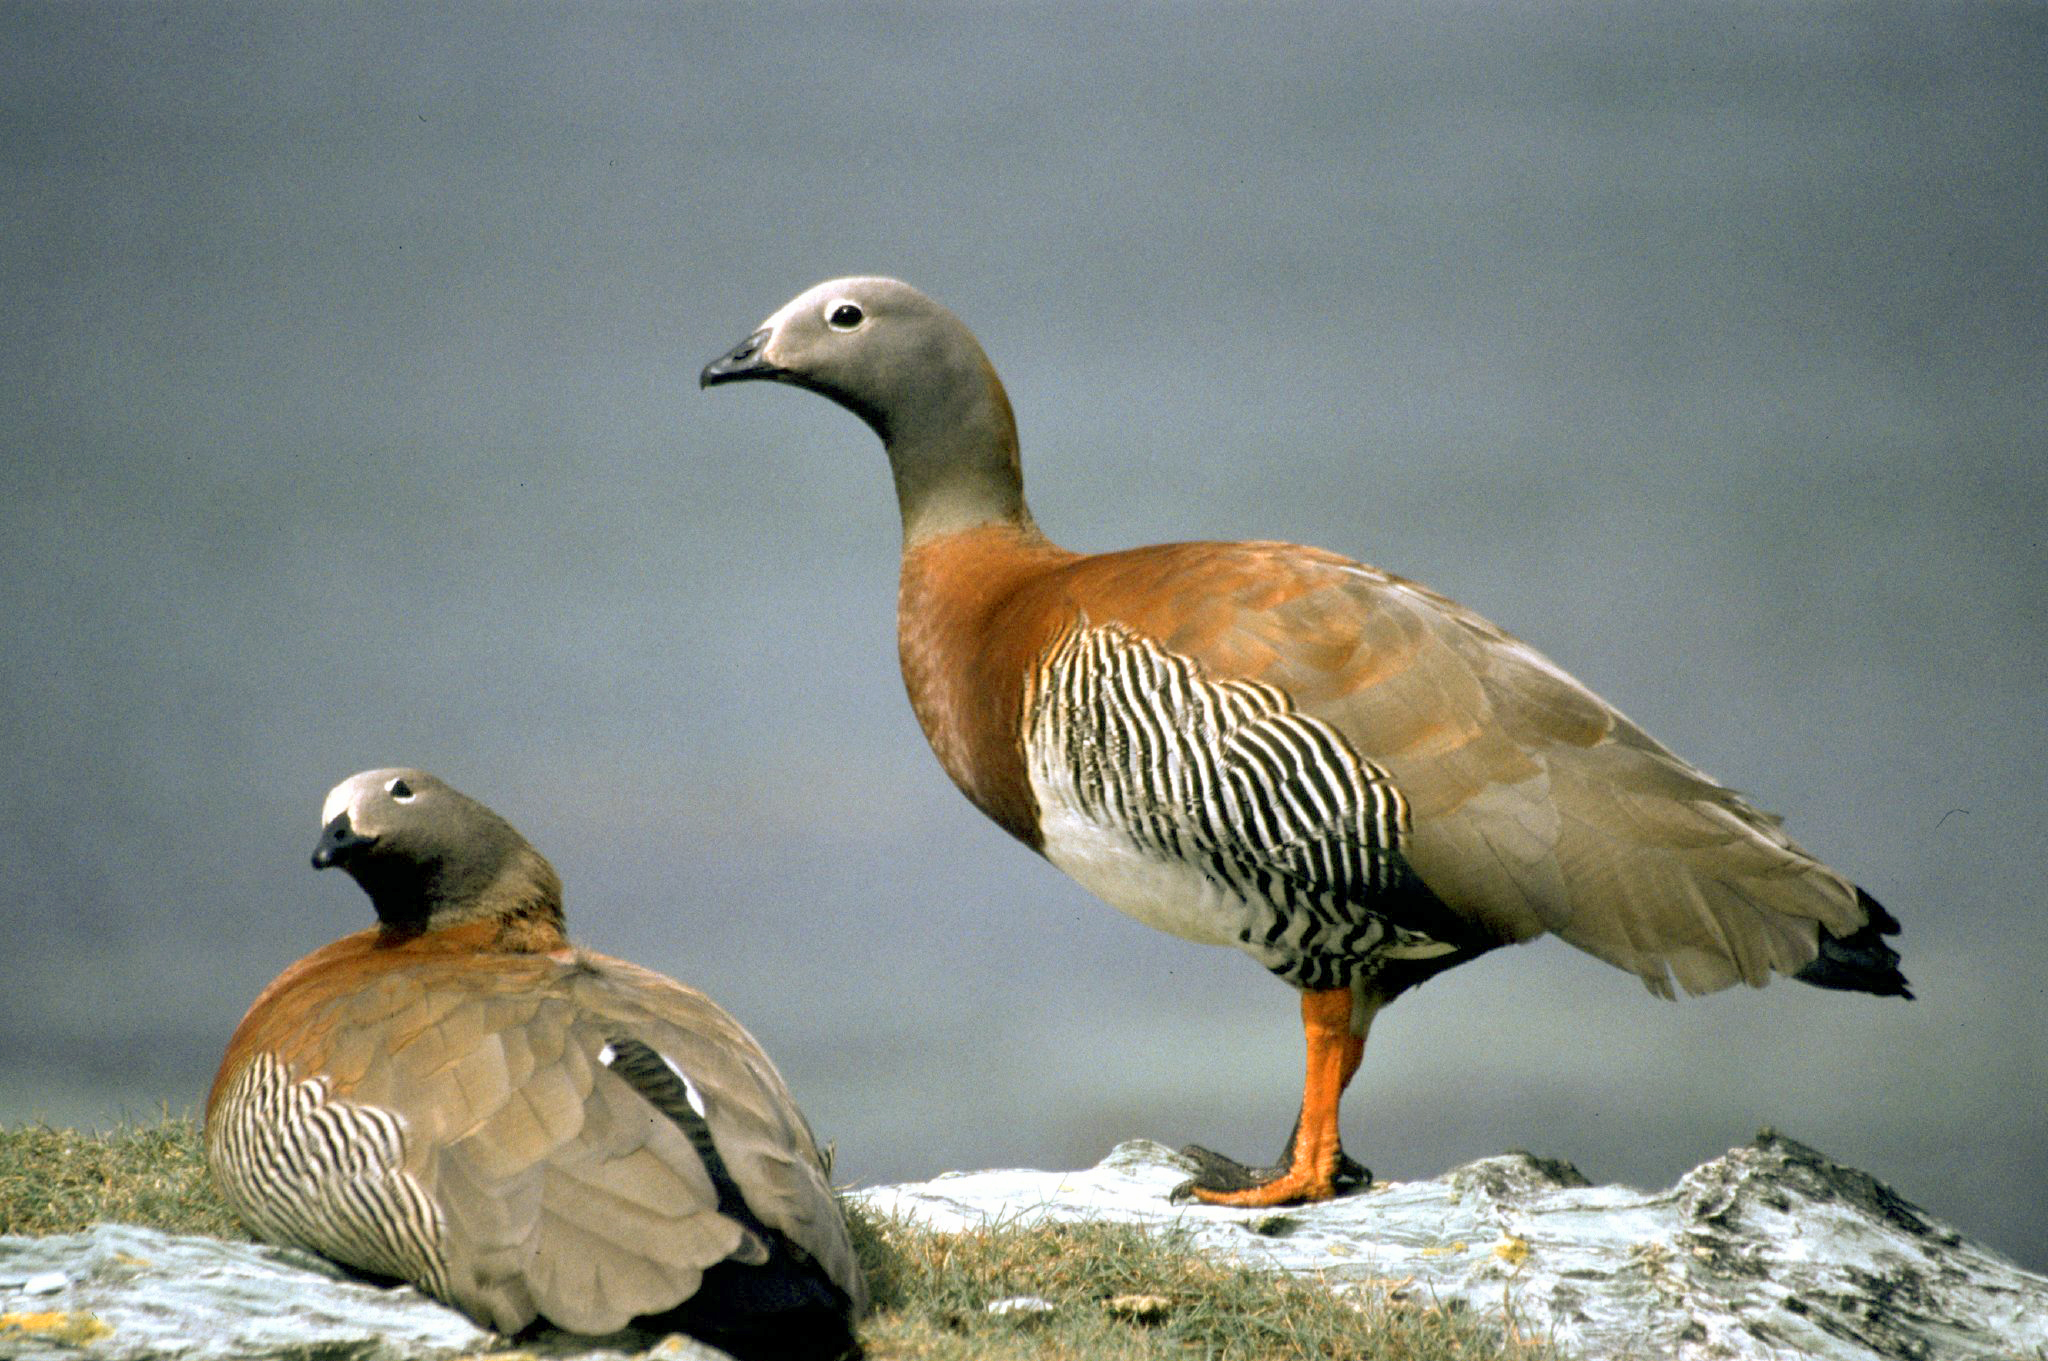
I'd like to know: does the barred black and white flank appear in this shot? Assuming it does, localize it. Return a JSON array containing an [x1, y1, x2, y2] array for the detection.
[[208, 1052, 450, 1297], [1026, 621, 1458, 990]]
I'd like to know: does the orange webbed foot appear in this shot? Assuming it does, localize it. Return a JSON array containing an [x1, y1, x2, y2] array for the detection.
[[1170, 1142, 1371, 1206]]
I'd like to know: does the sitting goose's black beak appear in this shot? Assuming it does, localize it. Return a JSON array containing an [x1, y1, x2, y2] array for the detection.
[[312, 812, 376, 870]]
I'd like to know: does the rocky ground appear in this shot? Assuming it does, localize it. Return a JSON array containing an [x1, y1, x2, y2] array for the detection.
[[2, 1131, 2041, 1361]]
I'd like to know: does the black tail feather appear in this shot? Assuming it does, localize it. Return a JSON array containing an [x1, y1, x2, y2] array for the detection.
[[1793, 887, 1913, 999], [658, 1256, 864, 1361]]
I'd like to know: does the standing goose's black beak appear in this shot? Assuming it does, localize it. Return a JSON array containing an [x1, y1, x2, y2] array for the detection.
[[700, 329, 778, 388]]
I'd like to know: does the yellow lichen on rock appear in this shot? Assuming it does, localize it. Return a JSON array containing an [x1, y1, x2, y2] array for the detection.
[[0, 1310, 113, 1346]]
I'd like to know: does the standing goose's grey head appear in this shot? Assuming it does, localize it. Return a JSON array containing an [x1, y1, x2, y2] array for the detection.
[[314, 768, 563, 940], [701, 276, 1035, 544]]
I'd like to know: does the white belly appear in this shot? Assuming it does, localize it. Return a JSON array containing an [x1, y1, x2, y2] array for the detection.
[[1035, 794, 1253, 950]]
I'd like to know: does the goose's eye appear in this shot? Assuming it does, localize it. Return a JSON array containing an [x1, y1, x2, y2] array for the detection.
[[826, 301, 865, 332], [386, 777, 416, 803]]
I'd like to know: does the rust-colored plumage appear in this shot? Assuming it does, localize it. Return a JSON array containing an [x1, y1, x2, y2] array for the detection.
[[206, 769, 864, 1358], [704, 276, 1909, 1208]]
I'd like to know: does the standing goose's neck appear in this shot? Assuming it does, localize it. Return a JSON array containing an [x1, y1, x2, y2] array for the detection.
[[885, 354, 1042, 548]]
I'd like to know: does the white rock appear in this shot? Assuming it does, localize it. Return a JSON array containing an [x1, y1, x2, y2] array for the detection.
[[0, 1222, 732, 1361], [857, 1131, 2047, 1361], [984, 1294, 1057, 1317]]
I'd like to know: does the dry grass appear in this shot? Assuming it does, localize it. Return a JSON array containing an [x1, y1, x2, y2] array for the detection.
[[0, 1112, 240, 1239], [2, 1118, 1562, 1360], [843, 1198, 1560, 1360]]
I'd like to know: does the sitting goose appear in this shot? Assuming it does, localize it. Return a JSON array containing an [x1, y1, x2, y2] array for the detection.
[[207, 768, 866, 1359], [701, 277, 1910, 1209]]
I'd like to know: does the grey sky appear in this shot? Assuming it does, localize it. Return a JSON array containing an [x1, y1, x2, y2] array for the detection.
[[4, 2, 2043, 1270]]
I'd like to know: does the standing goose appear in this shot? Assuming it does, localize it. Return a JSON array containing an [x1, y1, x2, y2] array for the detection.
[[701, 277, 1910, 1209], [207, 768, 866, 1359]]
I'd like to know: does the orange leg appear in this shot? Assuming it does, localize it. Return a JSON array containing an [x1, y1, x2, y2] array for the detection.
[[1192, 986, 1362, 1207]]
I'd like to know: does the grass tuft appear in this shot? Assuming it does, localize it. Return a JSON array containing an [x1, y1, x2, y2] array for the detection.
[[0, 1112, 242, 1239], [841, 1197, 1561, 1359], [2, 1120, 1563, 1359]]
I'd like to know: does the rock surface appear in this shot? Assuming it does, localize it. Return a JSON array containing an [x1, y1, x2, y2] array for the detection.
[[3, 1134, 2040, 1360], [0, 1222, 734, 1361], [858, 1132, 2047, 1360]]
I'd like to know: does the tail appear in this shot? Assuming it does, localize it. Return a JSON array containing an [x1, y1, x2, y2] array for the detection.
[[1793, 887, 1913, 999]]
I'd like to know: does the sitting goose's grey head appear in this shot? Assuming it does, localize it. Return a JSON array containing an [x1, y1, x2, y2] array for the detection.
[[314, 768, 563, 939], [702, 276, 1034, 543]]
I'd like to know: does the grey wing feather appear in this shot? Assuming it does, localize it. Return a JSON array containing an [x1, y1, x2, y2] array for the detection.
[[1247, 563, 1868, 996], [349, 956, 860, 1334], [563, 956, 867, 1316]]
